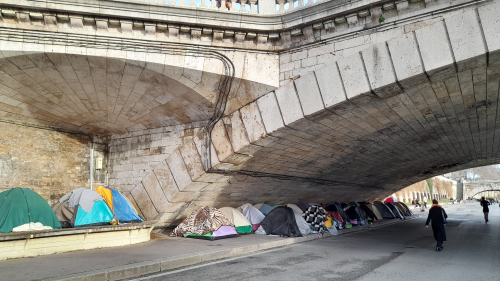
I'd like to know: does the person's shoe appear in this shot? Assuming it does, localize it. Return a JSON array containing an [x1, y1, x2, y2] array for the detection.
[[436, 247, 442, 251], [439, 247, 443, 251]]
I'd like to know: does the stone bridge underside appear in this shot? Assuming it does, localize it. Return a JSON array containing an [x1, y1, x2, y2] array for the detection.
[[118, 4, 500, 225], [2, 0, 500, 226]]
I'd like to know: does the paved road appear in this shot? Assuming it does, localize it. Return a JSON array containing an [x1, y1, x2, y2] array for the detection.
[[132, 203, 500, 281]]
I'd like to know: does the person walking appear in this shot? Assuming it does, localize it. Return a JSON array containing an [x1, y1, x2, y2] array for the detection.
[[423, 196, 428, 209], [480, 197, 490, 223], [425, 199, 447, 251]]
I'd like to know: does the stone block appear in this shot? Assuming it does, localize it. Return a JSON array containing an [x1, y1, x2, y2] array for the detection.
[[130, 185, 158, 221], [478, 1, 500, 65], [153, 161, 179, 202], [274, 81, 303, 125], [239, 101, 277, 147], [256, 92, 285, 135], [211, 120, 234, 162], [361, 42, 402, 99], [314, 63, 347, 110], [414, 21, 455, 82], [294, 72, 325, 117], [141, 172, 170, 211], [387, 32, 427, 89], [337, 53, 372, 102], [223, 110, 260, 155], [166, 150, 192, 191], [179, 140, 205, 181], [445, 10, 487, 71]]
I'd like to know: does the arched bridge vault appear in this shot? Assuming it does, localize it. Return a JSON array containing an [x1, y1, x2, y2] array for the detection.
[[0, 35, 279, 134], [117, 3, 500, 225]]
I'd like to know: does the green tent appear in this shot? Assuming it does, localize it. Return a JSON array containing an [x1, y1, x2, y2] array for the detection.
[[0, 188, 61, 233]]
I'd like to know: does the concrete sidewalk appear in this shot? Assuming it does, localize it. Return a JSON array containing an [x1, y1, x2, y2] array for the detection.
[[0, 216, 420, 281]]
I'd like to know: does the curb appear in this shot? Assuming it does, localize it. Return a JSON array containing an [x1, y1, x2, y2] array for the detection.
[[48, 216, 419, 281]]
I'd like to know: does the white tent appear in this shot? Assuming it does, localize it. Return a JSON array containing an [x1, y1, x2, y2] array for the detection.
[[219, 207, 253, 234], [240, 204, 265, 230], [287, 204, 304, 215]]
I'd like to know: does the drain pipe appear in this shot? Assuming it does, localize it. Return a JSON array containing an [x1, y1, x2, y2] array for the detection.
[[89, 142, 94, 190]]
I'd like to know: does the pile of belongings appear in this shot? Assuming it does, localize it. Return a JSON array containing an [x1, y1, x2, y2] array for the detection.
[[53, 187, 114, 228], [237, 203, 265, 230], [0, 188, 61, 232], [95, 186, 143, 223], [219, 207, 253, 234], [302, 204, 328, 233], [171, 206, 238, 240]]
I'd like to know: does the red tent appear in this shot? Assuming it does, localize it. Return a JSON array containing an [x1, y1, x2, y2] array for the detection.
[[384, 197, 396, 203]]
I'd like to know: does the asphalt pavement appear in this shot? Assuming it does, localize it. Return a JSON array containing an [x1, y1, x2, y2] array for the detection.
[[132, 203, 500, 281]]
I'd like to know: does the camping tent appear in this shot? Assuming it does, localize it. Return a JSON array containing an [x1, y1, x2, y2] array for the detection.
[[373, 203, 396, 219], [386, 203, 405, 219], [254, 203, 274, 215], [287, 204, 304, 215], [53, 188, 113, 227], [259, 206, 302, 237], [0, 188, 61, 233], [344, 206, 370, 228], [219, 207, 253, 233], [239, 204, 265, 230], [384, 196, 397, 203], [296, 203, 310, 213], [96, 186, 143, 223], [368, 203, 383, 220], [171, 206, 238, 240], [394, 202, 413, 216], [302, 205, 327, 232], [360, 204, 378, 221]]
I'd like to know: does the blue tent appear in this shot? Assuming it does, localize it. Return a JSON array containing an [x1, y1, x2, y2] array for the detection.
[[96, 186, 143, 223], [53, 188, 114, 227], [255, 203, 274, 216]]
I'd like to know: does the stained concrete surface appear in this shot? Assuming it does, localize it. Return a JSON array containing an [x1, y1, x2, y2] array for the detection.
[[135, 203, 500, 281]]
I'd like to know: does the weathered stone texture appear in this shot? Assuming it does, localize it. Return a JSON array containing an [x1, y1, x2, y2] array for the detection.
[[0, 122, 90, 205]]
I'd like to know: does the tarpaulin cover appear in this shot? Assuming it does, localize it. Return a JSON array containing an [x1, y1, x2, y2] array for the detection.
[[0, 188, 61, 233], [302, 205, 327, 232], [374, 203, 396, 219], [260, 206, 302, 237], [74, 201, 114, 227], [172, 206, 235, 237]]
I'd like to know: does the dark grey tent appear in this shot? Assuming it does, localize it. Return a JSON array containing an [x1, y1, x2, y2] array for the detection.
[[394, 202, 413, 216], [260, 206, 302, 237], [373, 203, 396, 219], [386, 203, 405, 219]]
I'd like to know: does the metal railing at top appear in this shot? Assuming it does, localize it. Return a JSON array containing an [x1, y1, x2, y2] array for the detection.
[[131, 0, 322, 14]]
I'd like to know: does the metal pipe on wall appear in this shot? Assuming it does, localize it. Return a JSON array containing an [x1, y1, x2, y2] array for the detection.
[[90, 142, 94, 190]]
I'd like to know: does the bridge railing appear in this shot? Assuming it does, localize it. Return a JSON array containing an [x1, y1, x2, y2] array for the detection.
[[121, 0, 322, 14]]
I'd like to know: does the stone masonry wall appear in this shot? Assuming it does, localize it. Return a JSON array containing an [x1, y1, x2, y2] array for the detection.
[[108, 125, 202, 194], [0, 122, 91, 205]]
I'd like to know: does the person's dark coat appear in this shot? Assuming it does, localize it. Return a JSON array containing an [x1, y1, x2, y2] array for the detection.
[[425, 205, 447, 242]]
